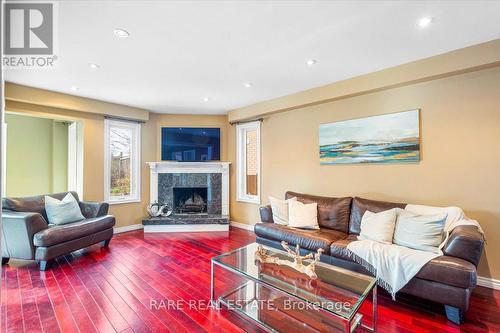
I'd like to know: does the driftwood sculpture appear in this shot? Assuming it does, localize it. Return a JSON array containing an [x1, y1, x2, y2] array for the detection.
[[255, 241, 324, 279]]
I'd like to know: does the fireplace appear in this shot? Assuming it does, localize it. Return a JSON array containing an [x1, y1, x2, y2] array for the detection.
[[144, 162, 230, 232], [173, 187, 208, 214]]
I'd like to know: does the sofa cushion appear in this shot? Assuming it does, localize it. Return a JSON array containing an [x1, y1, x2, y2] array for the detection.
[[45, 193, 85, 225], [358, 209, 398, 244], [254, 223, 347, 254], [34, 215, 115, 247], [330, 236, 476, 289], [269, 196, 296, 225], [416, 256, 477, 289], [288, 200, 319, 229], [330, 234, 359, 260], [2, 191, 81, 222], [393, 210, 447, 253], [285, 191, 352, 233], [350, 197, 406, 235]]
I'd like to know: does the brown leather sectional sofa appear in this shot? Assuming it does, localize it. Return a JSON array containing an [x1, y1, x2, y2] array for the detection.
[[256, 191, 485, 324]]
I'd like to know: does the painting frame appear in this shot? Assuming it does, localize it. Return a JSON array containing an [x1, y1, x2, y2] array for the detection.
[[319, 109, 420, 165]]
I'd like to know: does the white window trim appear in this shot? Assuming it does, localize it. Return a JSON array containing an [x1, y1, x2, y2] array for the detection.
[[236, 121, 261, 204], [104, 119, 141, 205]]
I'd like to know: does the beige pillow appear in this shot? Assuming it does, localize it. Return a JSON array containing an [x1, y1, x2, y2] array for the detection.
[[393, 210, 447, 253], [269, 196, 297, 225], [288, 200, 319, 230], [358, 209, 398, 244]]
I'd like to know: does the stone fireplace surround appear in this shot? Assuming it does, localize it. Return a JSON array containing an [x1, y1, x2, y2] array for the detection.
[[159, 173, 221, 214], [144, 162, 230, 232]]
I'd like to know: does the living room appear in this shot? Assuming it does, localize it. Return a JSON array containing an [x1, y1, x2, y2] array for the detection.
[[1, 1, 499, 332]]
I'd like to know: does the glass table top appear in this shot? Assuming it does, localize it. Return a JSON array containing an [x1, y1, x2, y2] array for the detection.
[[212, 242, 376, 321]]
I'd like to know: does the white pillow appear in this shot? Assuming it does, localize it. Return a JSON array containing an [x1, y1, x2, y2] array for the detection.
[[269, 196, 296, 225], [45, 193, 85, 225], [393, 210, 447, 253], [358, 209, 398, 244], [288, 200, 319, 230]]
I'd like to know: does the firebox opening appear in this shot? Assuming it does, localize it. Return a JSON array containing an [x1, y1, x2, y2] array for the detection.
[[173, 187, 208, 214]]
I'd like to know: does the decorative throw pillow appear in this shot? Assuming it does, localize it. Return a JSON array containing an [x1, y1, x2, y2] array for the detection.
[[269, 196, 297, 225], [393, 210, 447, 253], [45, 193, 85, 225], [288, 199, 319, 230], [358, 209, 398, 244]]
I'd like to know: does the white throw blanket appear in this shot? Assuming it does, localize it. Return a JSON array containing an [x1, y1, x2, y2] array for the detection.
[[346, 205, 484, 298]]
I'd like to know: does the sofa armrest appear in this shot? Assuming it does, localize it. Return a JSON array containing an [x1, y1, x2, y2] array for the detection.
[[79, 201, 109, 218], [1, 211, 48, 260], [259, 205, 274, 223], [443, 225, 484, 266]]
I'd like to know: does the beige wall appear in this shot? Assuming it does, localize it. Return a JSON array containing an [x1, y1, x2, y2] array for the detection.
[[229, 66, 500, 279]]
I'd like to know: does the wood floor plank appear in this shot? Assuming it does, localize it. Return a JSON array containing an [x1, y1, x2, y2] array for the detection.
[[2, 227, 499, 333], [5, 267, 25, 333], [17, 267, 43, 333], [63, 255, 130, 333], [56, 256, 117, 333], [27, 267, 62, 333], [50, 260, 99, 333], [42, 267, 80, 333]]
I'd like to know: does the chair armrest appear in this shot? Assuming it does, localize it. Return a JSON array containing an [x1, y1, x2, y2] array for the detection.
[[443, 225, 484, 266], [79, 201, 109, 218], [1, 211, 48, 260], [259, 205, 274, 223]]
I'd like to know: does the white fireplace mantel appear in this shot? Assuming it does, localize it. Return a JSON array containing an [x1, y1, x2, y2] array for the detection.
[[147, 161, 231, 215]]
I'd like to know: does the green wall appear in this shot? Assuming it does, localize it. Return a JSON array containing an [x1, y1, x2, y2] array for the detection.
[[5, 113, 68, 197]]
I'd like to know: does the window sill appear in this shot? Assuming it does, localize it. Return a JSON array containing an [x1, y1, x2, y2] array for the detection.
[[107, 199, 141, 205], [237, 197, 261, 205]]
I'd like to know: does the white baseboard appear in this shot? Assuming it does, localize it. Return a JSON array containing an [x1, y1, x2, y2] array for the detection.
[[144, 224, 229, 233], [477, 276, 500, 290], [114, 223, 144, 234], [230, 221, 255, 231]]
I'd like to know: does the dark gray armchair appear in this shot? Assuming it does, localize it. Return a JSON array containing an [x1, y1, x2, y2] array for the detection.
[[1, 191, 115, 270]]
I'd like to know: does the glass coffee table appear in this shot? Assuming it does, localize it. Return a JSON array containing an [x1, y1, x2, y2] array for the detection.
[[211, 243, 377, 333]]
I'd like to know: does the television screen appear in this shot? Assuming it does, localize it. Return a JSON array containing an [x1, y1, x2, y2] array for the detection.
[[161, 127, 221, 161]]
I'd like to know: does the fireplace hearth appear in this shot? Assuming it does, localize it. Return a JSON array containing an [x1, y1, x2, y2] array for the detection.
[[173, 187, 208, 214]]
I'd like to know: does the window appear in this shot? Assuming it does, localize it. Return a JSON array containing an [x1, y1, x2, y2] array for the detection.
[[236, 121, 260, 204], [104, 119, 141, 204]]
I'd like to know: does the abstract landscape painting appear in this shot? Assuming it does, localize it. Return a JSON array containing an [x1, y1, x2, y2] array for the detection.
[[319, 110, 420, 164]]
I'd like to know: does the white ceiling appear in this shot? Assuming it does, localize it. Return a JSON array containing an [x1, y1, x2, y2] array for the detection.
[[5, 1, 500, 114]]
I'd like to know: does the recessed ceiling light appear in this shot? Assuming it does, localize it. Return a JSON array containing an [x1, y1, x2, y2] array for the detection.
[[417, 16, 433, 28], [113, 28, 130, 38], [203, 97, 210, 102], [88, 63, 99, 69], [71, 86, 79, 91], [306, 59, 317, 66], [243, 82, 253, 88]]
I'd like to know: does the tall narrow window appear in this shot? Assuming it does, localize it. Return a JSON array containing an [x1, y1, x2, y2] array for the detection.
[[104, 119, 141, 204], [236, 121, 260, 204]]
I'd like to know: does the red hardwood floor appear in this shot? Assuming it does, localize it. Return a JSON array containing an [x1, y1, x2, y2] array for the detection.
[[1, 227, 499, 333]]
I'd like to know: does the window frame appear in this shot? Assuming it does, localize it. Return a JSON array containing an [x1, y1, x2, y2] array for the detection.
[[104, 119, 141, 205], [236, 121, 261, 204]]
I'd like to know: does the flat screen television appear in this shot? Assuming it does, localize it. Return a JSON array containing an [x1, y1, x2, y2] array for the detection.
[[161, 127, 221, 161]]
